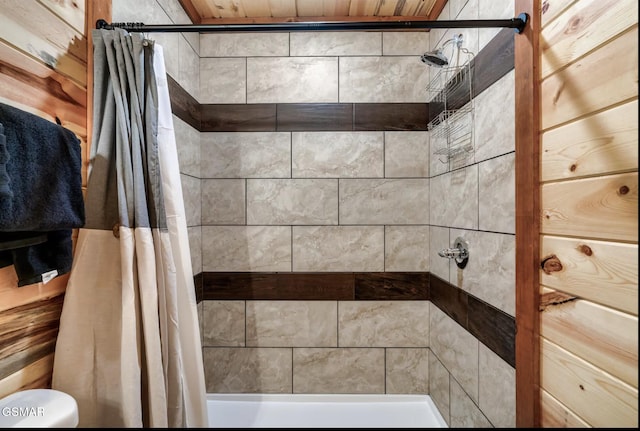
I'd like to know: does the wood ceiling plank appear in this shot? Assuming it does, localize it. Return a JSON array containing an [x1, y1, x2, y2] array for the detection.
[[324, 0, 352, 16], [377, 0, 400, 16], [349, 0, 380, 16], [242, 0, 271, 17], [268, 0, 297, 17], [296, 0, 325, 16], [212, 0, 247, 18]]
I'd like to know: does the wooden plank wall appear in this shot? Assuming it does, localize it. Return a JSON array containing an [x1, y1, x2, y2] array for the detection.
[[0, 0, 96, 399], [538, 0, 638, 427]]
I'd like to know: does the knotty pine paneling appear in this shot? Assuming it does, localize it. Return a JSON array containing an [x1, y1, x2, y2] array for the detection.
[[540, 235, 638, 315], [541, 338, 638, 428], [541, 172, 638, 242], [540, 389, 589, 428], [540, 0, 637, 79], [541, 27, 638, 130], [0, 0, 87, 86], [0, 296, 64, 380], [541, 292, 638, 387], [0, 355, 54, 400], [541, 100, 638, 182]]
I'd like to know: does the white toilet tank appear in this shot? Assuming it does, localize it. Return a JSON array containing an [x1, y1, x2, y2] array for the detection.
[[0, 389, 78, 428]]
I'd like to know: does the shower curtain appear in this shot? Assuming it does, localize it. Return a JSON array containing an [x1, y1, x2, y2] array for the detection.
[[51, 29, 208, 428]]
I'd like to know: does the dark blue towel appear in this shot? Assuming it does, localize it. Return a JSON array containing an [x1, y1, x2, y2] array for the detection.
[[0, 103, 85, 287], [0, 123, 11, 199], [0, 103, 85, 231]]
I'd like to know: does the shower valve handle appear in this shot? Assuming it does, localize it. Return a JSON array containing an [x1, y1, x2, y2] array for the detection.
[[438, 248, 467, 259], [438, 237, 469, 269]]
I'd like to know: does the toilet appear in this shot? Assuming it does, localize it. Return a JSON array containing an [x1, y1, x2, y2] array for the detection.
[[0, 389, 78, 428]]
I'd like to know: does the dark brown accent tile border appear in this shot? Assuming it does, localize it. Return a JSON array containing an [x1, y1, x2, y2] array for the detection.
[[429, 273, 515, 367], [201, 272, 429, 301], [429, 27, 515, 120], [194, 272, 203, 303], [277, 104, 353, 131], [473, 27, 515, 98], [194, 271, 515, 367], [354, 104, 429, 131], [468, 295, 516, 367], [168, 29, 513, 134], [201, 104, 277, 132], [355, 272, 429, 300], [167, 75, 200, 131], [202, 272, 355, 300], [429, 273, 468, 325]]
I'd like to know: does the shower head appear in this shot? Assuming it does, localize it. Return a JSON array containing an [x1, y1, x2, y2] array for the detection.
[[420, 49, 449, 67], [420, 33, 464, 68]]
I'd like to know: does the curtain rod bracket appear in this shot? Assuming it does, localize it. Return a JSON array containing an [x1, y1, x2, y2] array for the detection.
[[514, 13, 528, 34]]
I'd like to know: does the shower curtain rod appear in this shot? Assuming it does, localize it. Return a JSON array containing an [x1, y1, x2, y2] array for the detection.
[[96, 13, 528, 34]]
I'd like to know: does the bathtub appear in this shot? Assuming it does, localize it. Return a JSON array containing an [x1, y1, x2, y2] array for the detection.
[[207, 394, 448, 428]]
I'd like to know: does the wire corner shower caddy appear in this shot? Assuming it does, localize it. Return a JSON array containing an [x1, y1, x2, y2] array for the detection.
[[424, 34, 476, 165]]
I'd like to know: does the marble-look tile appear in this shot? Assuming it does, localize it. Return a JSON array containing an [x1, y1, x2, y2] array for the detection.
[[479, 343, 516, 427], [429, 3, 450, 52], [188, 226, 202, 275], [450, 229, 515, 316], [154, 0, 200, 55], [450, 377, 492, 428], [291, 32, 381, 56], [155, 0, 199, 52], [429, 226, 451, 282], [478, 0, 514, 51], [386, 348, 429, 394], [444, 103, 475, 172], [429, 165, 478, 230], [338, 301, 429, 347], [339, 179, 429, 224], [452, 0, 479, 58], [449, 0, 470, 18], [292, 226, 384, 272], [200, 58, 246, 104], [429, 304, 479, 403], [202, 301, 245, 347], [246, 301, 337, 347], [200, 33, 289, 57], [201, 132, 291, 178], [384, 132, 429, 178], [429, 132, 450, 177], [474, 70, 515, 162], [292, 132, 384, 178], [173, 115, 200, 178], [180, 174, 201, 227], [429, 350, 451, 425], [339, 57, 431, 103], [247, 179, 338, 225], [383, 32, 431, 55], [385, 226, 430, 272], [247, 57, 339, 103], [178, 36, 199, 100], [202, 226, 291, 271], [202, 179, 245, 225], [479, 153, 515, 234], [204, 347, 292, 393], [293, 348, 385, 393], [197, 299, 203, 345]]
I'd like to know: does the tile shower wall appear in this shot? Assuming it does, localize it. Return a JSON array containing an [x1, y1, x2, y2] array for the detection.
[[427, 0, 516, 427], [199, 29, 432, 395]]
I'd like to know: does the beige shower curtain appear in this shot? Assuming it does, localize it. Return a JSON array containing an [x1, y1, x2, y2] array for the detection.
[[51, 29, 208, 428]]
